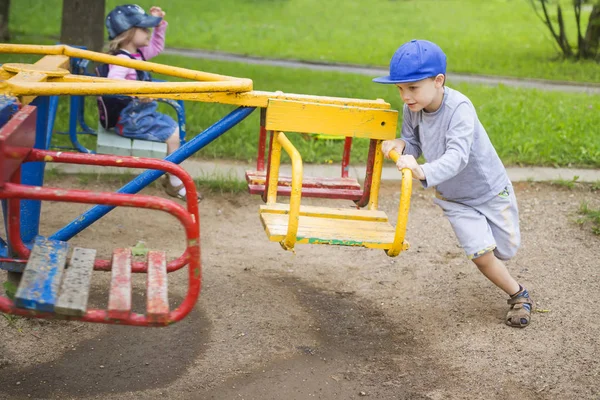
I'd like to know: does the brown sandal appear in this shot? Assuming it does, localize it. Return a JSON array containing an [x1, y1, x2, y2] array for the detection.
[[161, 177, 203, 202], [506, 290, 534, 328]]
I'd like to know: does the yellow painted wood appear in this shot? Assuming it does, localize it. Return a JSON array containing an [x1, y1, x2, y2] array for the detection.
[[2, 63, 69, 77], [4, 71, 48, 105], [260, 204, 389, 222], [265, 99, 398, 140], [34, 55, 70, 71], [260, 212, 399, 249]]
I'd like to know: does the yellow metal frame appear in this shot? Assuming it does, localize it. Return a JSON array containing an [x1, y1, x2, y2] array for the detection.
[[386, 150, 412, 256], [263, 137, 412, 256], [0, 44, 393, 111], [265, 131, 303, 251]]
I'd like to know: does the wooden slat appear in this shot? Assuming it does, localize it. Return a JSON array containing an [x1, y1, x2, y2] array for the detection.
[[108, 248, 132, 319], [260, 203, 389, 222], [245, 170, 361, 190], [260, 212, 396, 249], [55, 247, 97, 317], [14, 236, 69, 312], [265, 99, 398, 140], [146, 251, 169, 323]]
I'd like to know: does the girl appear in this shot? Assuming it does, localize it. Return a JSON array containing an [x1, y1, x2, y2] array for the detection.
[[105, 4, 201, 201]]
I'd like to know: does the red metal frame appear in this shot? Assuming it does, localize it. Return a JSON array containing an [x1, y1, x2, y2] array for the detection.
[[0, 149, 202, 327]]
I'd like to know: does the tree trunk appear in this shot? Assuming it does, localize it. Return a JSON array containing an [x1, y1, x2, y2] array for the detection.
[[583, 4, 600, 59], [0, 0, 10, 42], [60, 0, 105, 52]]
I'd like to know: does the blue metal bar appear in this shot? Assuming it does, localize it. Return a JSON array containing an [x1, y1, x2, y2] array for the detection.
[[20, 96, 51, 244], [51, 106, 256, 241], [45, 96, 60, 145], [77, 95, 95, 134], [68, 96, 94, 153]]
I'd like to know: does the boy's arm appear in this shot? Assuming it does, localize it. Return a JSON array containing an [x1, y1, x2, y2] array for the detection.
[[420, 103, 474, 187], [383, 106, 421, 158], [400, 105, 422, 158], [140, 21, 168, 60]]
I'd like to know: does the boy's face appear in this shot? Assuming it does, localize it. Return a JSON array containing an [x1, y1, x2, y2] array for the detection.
[[395, 74, 445, 113]]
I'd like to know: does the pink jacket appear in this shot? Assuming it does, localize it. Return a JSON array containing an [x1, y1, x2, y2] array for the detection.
[[107, 21, 168, 80]]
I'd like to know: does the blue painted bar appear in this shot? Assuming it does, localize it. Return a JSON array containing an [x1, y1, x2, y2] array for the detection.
[[20, 96, 50, 244], [45, 96, 60, 146], [14, 236, 69, 312], [51, 106, 256, 241], [68, 96, 94, 153]]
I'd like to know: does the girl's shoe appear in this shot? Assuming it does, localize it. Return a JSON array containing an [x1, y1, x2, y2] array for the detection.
[[161, 177, 203, 203], [506, 288, 533, 328]]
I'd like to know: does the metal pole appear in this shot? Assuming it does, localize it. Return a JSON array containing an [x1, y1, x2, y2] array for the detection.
[[51, 106, 256, 241]]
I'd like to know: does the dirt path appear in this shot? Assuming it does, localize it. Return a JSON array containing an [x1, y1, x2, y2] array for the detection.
[[1, 178, 599, 399]]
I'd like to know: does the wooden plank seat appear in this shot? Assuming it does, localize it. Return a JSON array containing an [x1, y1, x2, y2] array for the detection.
[[245, 170, 363, 200], [260, 204, 397, 249], [96, 124, 167, 158], [13, 236, 169, 321]]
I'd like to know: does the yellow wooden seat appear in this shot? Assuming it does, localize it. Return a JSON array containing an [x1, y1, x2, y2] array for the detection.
[[260, 204, 398, 249], [259, 99, 412, 257]]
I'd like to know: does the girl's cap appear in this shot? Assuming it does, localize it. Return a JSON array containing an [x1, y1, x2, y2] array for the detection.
[[106, 4, 162, 40], [373, 40, 446, 84]]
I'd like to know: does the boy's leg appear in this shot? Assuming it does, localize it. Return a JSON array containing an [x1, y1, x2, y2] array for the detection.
[[471, 252, 519, 295], [434, 195, 532, 327]]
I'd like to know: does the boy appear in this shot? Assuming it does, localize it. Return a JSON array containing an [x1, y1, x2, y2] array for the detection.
[[374, 40, 533, 328]]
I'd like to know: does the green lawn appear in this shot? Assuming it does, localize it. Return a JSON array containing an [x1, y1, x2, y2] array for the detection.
[[9, 0, 600, 83], [40, 54, 599, 168]]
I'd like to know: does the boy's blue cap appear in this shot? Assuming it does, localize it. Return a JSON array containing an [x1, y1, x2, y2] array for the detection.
[[373, 40, 447, 84], [106, 4, 162, 40]]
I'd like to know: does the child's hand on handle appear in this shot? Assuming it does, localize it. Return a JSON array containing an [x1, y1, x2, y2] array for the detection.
[[149, 6, 166, 18], [391, 153, 425, 181], [381, 139, 405, 159]]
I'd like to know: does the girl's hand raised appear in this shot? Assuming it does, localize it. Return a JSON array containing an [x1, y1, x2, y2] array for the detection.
[[149, 6, 166, 18]]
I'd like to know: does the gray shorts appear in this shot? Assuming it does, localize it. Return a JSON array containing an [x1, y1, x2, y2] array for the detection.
[[433, 184, 521, 260]]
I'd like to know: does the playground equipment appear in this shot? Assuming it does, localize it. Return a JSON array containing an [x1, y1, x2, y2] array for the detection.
[[0, 101, 200, 326], [0, 43, 412, 325]]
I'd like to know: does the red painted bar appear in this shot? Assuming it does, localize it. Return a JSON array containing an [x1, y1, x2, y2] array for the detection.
[[248, 184, 363, 201], [354, 139, 377, 208], [257, 108, 267, 172], [341, 137, 353, 178], [0, 106, 36, 187]]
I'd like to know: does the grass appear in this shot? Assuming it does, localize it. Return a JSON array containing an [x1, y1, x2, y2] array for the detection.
[[550, 176, 580, 189], [38, 54, 600, 168], [577, 201, 600, 235], [8, 0, 600, 83]]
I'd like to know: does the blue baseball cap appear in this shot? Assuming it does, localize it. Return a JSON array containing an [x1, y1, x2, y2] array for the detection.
[[106, 4, 162, 40], [373, 40, 447, 84]]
